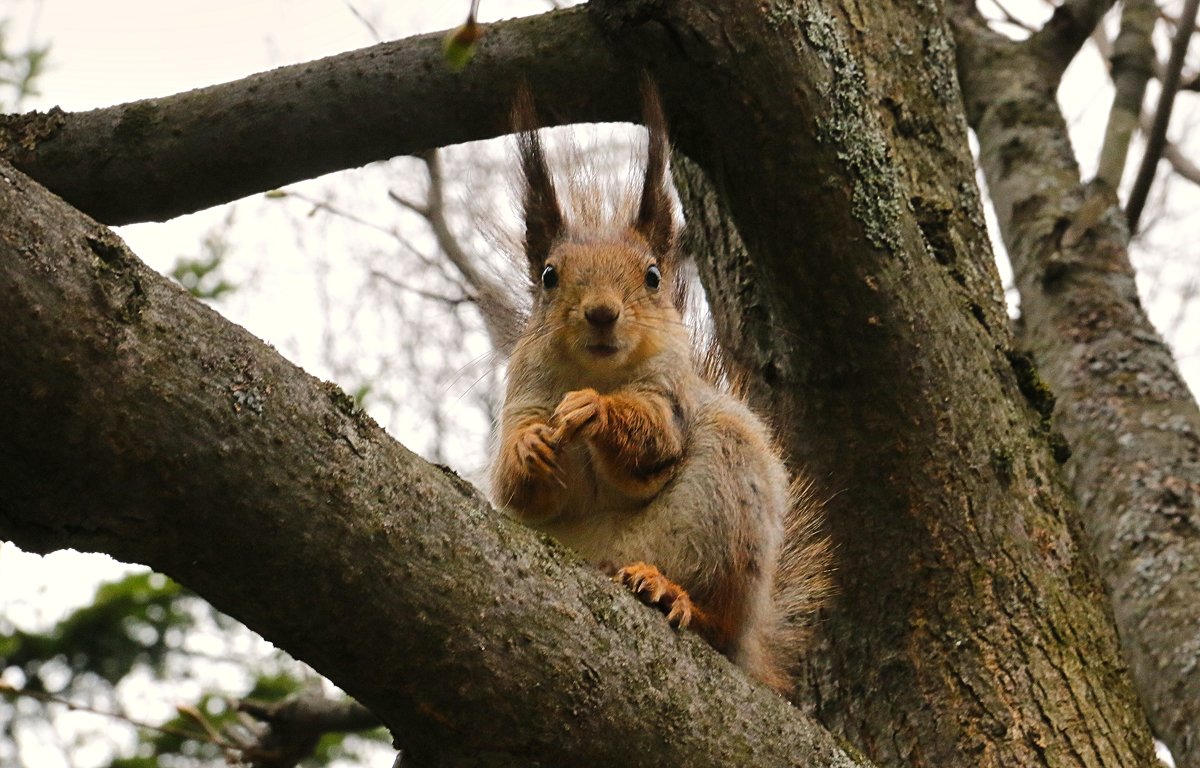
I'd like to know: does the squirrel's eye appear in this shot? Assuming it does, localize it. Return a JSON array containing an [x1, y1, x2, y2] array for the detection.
[[645, 263, 661, 290], [541, 264, 558, 290]]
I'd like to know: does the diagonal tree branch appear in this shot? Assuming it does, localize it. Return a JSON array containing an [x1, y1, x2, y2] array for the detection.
[[1095, 0, 1158, 190], [1126, 0, 1200, 233], [1091, 18, 1200, 191], [1028, 0, 1117, 78], [0, 159, 869, 768], [0, 6, 640, 225], [407, 149, 523, 353]]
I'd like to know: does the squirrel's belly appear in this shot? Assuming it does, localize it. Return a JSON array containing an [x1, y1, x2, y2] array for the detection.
[[535, 509, 625, 565]]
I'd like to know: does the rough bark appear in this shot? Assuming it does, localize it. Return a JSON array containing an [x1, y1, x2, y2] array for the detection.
[[0, 6, 637, 225], [0, 160, 869, 768], [638, 1, 1155, 764], [954, 10, 1200, 767]]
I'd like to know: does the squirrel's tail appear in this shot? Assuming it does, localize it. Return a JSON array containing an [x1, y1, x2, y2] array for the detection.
[[764, 475, 835, 693]]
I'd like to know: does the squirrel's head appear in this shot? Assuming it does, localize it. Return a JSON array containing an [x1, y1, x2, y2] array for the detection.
[[512, 82, 687, 378]]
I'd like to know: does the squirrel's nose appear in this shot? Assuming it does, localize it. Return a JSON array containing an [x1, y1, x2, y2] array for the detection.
[[584, 303, 620, 328]]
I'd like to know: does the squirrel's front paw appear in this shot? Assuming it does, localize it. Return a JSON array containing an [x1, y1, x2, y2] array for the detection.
[[515, 422, 565, 488], [552, 388, 603, 443], [614, 562, 693, 629]]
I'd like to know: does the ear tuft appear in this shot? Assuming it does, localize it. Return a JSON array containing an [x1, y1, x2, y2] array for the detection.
[[512, 84, 564, 275], [634, 77, 677, 258]]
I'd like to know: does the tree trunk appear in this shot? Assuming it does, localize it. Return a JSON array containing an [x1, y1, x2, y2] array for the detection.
[[633, 1, 1154, 763]]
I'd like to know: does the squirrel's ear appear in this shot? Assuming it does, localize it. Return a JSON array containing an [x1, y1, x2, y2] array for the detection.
[[634, 79, 677, 259], [512, 85, 564, 273]]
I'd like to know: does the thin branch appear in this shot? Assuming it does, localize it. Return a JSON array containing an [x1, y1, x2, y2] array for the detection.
[[1090, 13, 1200, 190], [986, 0, 1039, 33], [344, 1, 383, 43], [1144, 110, 1200, 185], [0, 681, 235, 751], [397, 150, 524, 352], [367, 268, 475, 306], [1126, 0, 1200, 233]]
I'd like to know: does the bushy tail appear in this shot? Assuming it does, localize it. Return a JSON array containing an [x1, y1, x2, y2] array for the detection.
[[766, 475, 835, 692]]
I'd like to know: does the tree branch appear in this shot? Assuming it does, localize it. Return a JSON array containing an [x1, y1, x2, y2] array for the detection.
[[237, 692, 382, 768], [0, 6, 642, 225], [0, 160, 869, 768], [409, 150, 523, 352], [1028, 0, 1117, 79], [1126, 0, 1200, 233], [1091, 13, 1200, 190], [1095, 0, 1157, 190], [954, 10, 1200, 766]]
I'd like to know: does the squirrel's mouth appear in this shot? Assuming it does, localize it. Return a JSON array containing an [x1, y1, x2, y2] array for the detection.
[[586, 343, 620, 358]]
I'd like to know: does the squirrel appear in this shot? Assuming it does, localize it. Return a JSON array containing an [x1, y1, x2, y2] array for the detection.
[[489, 84, 831, 693]]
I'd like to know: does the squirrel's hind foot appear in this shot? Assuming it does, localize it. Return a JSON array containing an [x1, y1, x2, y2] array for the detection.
[[614, 562, 695, 629]]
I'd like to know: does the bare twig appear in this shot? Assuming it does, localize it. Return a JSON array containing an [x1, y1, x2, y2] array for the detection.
[[368, 268, 474, 306], [985, 0, 1039, 33], [391, 149, 524, 352], [1126, 0, 1200, 232], [0, 681, 236, 751], [344, 1, 383, 43]]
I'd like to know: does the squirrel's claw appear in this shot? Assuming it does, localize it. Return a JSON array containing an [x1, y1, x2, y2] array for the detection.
[[614, 562, 693, 630], [552, 388, 601, 443], [516, 423, 566, 487]]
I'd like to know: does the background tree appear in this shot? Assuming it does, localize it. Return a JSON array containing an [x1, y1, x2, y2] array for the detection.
[[1, 0, 1199, 766]]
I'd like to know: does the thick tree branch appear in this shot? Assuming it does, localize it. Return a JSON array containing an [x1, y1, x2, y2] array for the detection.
[[1095, 0, 1157, 190], [954, 11, 1200, 766], [0, 160, 868, 768], [0, 6, 643, 225]]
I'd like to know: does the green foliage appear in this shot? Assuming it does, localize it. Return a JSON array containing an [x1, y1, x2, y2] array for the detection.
[[170, 225, 239, 301], [0, 21, 49, 110], [0, 572, 190, 691], [1, 568, 388, 766]]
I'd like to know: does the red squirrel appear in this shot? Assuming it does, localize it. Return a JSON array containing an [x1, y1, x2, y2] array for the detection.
[[489, 85, 830, 692]]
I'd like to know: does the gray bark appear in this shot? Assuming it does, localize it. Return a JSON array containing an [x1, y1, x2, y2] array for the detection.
[[0, 7, 632, 225], [954, 8, 1200, 766]]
